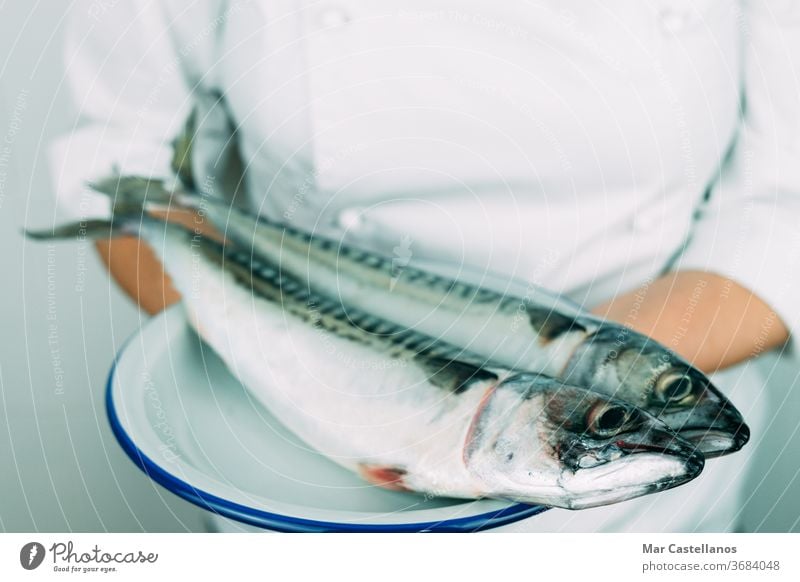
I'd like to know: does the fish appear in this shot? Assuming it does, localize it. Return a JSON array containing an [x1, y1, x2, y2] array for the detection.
[[85, 173, 749, 458], [27, 216, 704, 509]]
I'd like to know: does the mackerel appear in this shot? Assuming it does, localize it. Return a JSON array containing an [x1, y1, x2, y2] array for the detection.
[[28, 217, 704, 509], [89, 173, 749, 457]]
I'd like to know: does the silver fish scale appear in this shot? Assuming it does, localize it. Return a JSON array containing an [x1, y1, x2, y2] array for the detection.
[[181, 194, 591, 363], [244, 208, 513, 308], [208, 239, 494, 370]]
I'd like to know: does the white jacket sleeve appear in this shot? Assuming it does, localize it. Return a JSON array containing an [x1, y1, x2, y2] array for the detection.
[[674, 1, 800, 340], [50, 0, 219, 219]]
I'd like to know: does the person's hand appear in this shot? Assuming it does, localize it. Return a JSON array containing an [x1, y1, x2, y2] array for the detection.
[[95, 208, 220, 315], [591, 270, 789, 373]]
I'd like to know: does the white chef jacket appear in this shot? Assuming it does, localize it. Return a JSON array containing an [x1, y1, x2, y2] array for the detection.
[[50, 0, 800, 532]]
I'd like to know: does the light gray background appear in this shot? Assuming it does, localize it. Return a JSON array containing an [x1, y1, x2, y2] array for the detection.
[[0, 2, 204, 532], [0, 2, 798, 532]]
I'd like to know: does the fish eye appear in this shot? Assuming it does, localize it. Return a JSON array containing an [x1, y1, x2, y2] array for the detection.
[[655, 371, 695, 404], [587, 403, 631, 438]]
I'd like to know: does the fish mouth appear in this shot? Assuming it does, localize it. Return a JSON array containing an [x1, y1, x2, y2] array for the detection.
[[614, 439, 706, 477], [679, 423, 750, 457], [610, 423, 706, 480], [555, 428, 705, 509], [557, 451, 704, 509], [655, 374, 750, 457], [560, 478, 689, 510]]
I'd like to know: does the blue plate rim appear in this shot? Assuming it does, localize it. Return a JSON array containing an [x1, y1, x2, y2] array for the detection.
[[105, 312, 549, 532]]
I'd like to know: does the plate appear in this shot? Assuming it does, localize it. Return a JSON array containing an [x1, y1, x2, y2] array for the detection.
[[107, 306, 548, 532]]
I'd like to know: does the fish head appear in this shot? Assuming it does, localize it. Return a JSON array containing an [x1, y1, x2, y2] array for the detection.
[[562, 325, 749, 457], [463, 374, 704, 510]]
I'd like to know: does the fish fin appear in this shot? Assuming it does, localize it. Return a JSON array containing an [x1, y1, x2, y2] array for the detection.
[[358, 464, 410, 492], [88, 171, 240, 221], [528, 306, 586, 344], [415, 355, 498, 394], [23, 219, 130, 241], [88, 174, 183, 212]]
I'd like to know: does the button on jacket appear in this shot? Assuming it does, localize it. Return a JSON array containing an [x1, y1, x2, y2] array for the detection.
[[51, 0, 800, 531]]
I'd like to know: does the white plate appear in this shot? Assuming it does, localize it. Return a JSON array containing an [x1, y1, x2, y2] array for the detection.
[[107, 306, 548, 532]]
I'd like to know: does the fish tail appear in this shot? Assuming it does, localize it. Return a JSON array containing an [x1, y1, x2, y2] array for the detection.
[[23, 218, 133, 241], [89, 173, 186, 211], [24, 172, 179, 241], [89, 172, 222, 218], [25, 171, 215, 243]]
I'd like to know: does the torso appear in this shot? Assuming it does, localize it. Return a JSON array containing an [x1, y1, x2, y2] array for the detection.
[[211, 0, 743, 306]]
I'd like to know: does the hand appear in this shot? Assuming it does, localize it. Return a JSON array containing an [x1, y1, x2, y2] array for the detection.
[[591, 270, 789, 373], [95, 208, 220, 315]]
